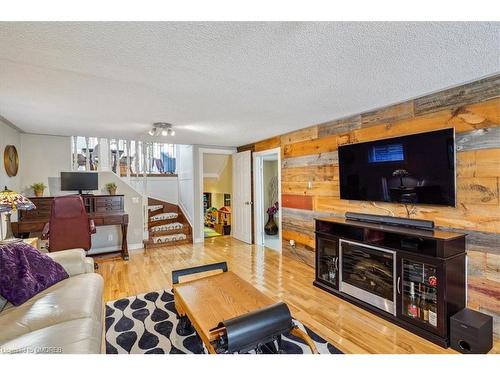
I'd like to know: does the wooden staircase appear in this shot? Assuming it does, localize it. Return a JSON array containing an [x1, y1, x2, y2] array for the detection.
[[144, 197, 192, 249]]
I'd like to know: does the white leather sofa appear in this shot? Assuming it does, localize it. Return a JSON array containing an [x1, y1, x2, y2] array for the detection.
[[0, 249, 103, 354]]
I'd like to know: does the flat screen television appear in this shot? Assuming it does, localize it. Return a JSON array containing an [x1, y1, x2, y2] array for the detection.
[[60, 172, 98, 194], [338, 128, 455, 206]]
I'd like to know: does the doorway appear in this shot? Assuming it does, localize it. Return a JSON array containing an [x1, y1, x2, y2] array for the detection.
[[201, 152, 233, 239], [199, 149, 234, 240], [254, 147, 281, 251]]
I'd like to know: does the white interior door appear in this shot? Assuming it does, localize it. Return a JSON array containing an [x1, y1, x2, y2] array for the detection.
[[232, 150, 252, 244]]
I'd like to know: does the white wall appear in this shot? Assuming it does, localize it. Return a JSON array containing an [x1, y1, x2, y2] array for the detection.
[[0, 119, 21, 193], [129, 176, 178, 204], [263, 159, 279, 220], [19, 133, 71, 196], [177, 145, 194, 227], [0, 119, 21, 238]]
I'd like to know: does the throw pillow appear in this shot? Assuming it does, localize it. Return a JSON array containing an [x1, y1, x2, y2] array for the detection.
[[0, 242, 69, 306]]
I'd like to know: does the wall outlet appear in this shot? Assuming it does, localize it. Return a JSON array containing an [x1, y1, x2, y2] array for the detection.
[[289, 239, 295, 247], [107, 234, 113, 241]]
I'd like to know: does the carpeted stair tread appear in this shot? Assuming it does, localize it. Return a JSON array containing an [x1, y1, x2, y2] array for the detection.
[[147, 204, 164, 211], [151, 233, 187, 244], [150, 222, 184, 232], [150, 212, 178, 222]]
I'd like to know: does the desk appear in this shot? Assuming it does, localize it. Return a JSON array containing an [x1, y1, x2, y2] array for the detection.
[[12, 195, 129, 260]]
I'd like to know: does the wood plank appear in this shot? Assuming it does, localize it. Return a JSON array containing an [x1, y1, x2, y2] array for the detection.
[[282, 206, 336, 221], [318, 115, 361, 137], [467, 250, 500, 282], [360, 100, 415, 126], [282, 229, 315, 249], [448, 97, 500, 128], [282, 211, 316, 233], [281, 240, 315, 266], [467, 276, 500, 317], [457, 148, 500, 178], [282, 194, 313, 210], [280, 126, 318, 145], [281, 164, 338, 182], [237, 143, 255, 153], [281, 151, 338, 168], [414, 74, 500, 115], [456, 127, 500, 152], [457, 177, 499, 205], [353, 98, 500, 145], [439, 227, 500, 255], [312, 196, 500, 233], [254, 136, 281, 152], [283, 133, 350, 158], [282, 181, 339, 197]]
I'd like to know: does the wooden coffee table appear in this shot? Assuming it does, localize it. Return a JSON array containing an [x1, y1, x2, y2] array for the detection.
[[173, 269, 317, 354]]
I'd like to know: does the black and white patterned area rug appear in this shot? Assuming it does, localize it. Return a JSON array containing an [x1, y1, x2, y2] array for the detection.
[[105, 289, 342, 354]]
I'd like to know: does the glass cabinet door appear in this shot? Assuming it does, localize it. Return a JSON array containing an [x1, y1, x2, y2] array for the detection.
[[401, 259, 439, 331], [317, 236, 339, 288]]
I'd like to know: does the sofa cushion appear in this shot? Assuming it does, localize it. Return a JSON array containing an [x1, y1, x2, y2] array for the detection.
[[0, 273, 103, 345], [0, 318, 102, 354], [0, 242, 68, 306], [0, 295, 7, 313]]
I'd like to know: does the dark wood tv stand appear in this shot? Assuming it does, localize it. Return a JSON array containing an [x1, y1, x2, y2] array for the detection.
[[12, 195, 129, 260], [314, 217, 466, 348]]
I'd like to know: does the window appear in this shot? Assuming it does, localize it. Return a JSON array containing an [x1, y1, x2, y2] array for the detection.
[[72, 136, 99, 171], [71, 136, 176, 175]]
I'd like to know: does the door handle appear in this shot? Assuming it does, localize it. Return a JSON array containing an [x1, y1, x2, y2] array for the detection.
[[335, 256, 339, 271], [245, 201, 253, 205], [397, 277, 401, 294]]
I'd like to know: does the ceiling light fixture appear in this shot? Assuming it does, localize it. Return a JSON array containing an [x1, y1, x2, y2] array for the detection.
[[149, 122, 175, 137]]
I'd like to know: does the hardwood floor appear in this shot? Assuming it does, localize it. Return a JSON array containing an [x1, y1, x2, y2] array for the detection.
[[96, 236, 500, 354]]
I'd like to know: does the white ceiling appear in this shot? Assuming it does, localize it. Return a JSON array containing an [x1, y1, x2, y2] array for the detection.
[[203, 154, 230, 178], [0, 22, 498, 147]]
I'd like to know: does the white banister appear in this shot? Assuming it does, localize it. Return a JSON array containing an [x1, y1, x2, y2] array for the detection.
[[85, 137, 90, 170], [126, 140, 131, 179], [72, 136, 78, 170]]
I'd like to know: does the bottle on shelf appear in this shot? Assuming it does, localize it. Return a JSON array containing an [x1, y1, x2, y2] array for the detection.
[[420, 285, 429, 322], [407, 281, 418, 318], [415, 283, 422, 318], [428, 293, 437, 327]]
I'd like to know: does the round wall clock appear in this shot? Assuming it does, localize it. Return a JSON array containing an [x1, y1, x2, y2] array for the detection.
[[4, 145, 19, 177]]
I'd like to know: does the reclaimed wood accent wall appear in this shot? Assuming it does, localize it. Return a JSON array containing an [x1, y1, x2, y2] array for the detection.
[[238, 74, 500, 336]]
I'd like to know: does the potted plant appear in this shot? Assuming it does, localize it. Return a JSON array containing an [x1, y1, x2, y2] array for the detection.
[[106, 182, 117, 195], [264, 201, 279, 235], [30, 182, 47, 197]]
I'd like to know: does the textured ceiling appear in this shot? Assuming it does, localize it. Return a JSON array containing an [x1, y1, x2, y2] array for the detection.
[[0, 22, 498, 147]]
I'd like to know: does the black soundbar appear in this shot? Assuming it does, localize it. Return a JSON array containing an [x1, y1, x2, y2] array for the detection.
[[345, 212, 434, 230]]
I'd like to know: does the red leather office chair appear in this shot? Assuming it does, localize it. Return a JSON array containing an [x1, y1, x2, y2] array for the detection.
[[42, 195, 96, 252]]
